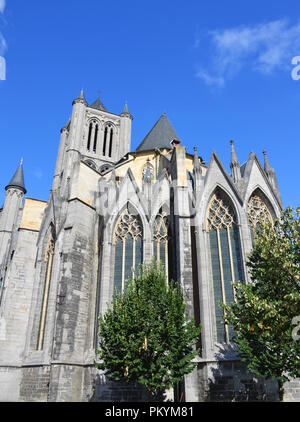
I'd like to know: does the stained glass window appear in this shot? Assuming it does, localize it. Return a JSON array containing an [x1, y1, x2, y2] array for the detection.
[[207, 190, 244, 343], [113, 206, 143, 293], [153, 209, 169, 281], [248, 192, 273, 241]]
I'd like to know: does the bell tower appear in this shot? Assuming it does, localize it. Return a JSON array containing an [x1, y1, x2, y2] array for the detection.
[[52, 90, 133, 193]]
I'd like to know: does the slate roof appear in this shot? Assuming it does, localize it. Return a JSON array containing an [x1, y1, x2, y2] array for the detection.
[[136, 112, 180, 152], [5, 162, 26, 194], [89, 97, 108, 112]]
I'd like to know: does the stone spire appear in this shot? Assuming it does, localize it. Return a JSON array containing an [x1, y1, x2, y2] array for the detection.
[[263, 150, 283, 206], [230, 140, 241, 183], [121, 102, 130, 115], [72, 89, 87, 106], [263, 150, 274, 178], [193, 147, 202, 176], [5, 160, 26, 194]]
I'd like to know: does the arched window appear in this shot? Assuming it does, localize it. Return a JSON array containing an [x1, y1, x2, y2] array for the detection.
[[103, 123, 114, 157], [87, 122, 93, 151], [103, 126, 108, 156], [93, 124, 98, 152], [37, 235, 55, 350], [113, 206, 143, 293], [142, 161, 154, 182], [153, 209, 170, 281], [99, 163, 112, 175], [207, 189, 244, 343], [87, 119, 99, 152], [84, 160, 96, 170], [108, 127, 113, 157], [248, 191, 273, 240]]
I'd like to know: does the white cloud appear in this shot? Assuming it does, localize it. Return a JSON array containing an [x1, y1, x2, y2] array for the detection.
[[196, 19, 300, 86], [0, 0, 5, 14], [0, 0, 6, 60], [31, 169, 43, 180], [195, 70, 224, 87], [0, 32, 6, 55]]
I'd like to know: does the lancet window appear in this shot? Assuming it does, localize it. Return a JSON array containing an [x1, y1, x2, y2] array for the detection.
[[37, 235, 55, 350], [248, 192, 273, 239], [153, 209, 169, 281], [113, 206, 143, 293], [207, 189, 244, 343]]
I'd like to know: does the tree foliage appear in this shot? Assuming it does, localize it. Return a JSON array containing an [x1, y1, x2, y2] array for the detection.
[[222, 206, 300, 399], [95, 262, 201, 395]]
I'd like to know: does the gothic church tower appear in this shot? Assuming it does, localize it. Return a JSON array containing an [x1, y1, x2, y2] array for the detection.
[[0, 90, 298, 402]]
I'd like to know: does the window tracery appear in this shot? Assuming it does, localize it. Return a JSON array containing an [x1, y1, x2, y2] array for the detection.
[[37, 235, 55, 350], [153, 209, 169, 280], [248, 193, 273, 230], [113, 206, 143, 293], [207, 190, 244, 344]]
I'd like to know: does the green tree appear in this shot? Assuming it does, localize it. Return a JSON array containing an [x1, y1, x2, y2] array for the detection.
[[222, 206, 300, 401], [95, 262, 201, 399]]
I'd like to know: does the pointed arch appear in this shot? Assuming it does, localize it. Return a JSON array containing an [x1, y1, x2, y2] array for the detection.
[[108, 127, 113, 157], [84, 159, 96, 170], [206, 187, 244, 344], [103, 122, 115, 157], [93, 123, 99, 152], [37, 224, 55, 350], [103, 126, 108, 156], [153, 206, 171, 281], [247, 188, 275, 234], [112, 203, 143, 293], [87, 122, 92, 151], [86, 118, 100, 152]]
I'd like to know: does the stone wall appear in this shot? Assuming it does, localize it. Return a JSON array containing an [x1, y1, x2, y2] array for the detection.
[[204, 361, 278, 402], [20, 366, 50, 402]]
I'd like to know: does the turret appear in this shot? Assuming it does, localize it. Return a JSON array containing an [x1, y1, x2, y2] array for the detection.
[[60, 90, 88, 194], [119, 102, 133, 158], [52, 119, 70, 192], [0, 161, 26, 263]]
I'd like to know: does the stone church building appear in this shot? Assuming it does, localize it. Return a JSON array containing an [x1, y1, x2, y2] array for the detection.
[[0, 90, 298, 401]]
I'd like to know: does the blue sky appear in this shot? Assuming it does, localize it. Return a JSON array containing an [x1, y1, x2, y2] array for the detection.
[[0, 0, 299, 208]]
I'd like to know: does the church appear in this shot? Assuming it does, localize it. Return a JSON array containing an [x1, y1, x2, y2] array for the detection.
[[0, 90, 298, 401]]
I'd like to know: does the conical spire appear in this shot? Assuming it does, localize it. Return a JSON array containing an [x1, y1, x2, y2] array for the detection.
[[72, 89, 87, 106], [263, 150, 282, 206], [89, 96, 108, 112], [121, 102, 131, 116], [136, 112, 180, 152], [230, 139, 240, 166], [230, 140, 241, 183], [5, 160, 26, 194], [263, 150, 273, 176]]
